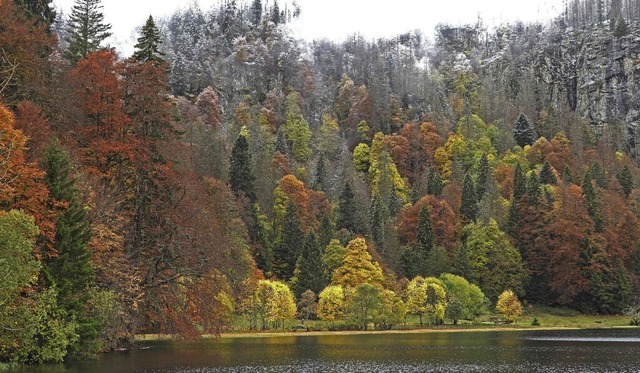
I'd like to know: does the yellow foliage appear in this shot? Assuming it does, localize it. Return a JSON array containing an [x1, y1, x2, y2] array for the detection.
[[332, 237, 384, 289], [318, 285, 345, 321], [496, 289, 522, 322]]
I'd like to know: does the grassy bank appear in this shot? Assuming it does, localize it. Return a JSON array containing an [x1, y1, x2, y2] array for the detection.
[[135, 306, 636, 341]]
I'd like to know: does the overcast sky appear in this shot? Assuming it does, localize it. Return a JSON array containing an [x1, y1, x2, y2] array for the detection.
[[52, 0, 561, 55]]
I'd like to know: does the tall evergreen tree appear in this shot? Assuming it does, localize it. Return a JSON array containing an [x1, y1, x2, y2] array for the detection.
[[229, 129, 256, 202], [314, 153, 326, 191], [539, 161, 557, 185], [513, 113, 535, 148], [513, 163, 527, 200], [454, 245, 471, 280], [64, 0, 112, 63], [250, 0, 262, 26], [415, 205, 434, 275], [582, 172, 603, 232], [295, 231, 326, 297], [42, 140, 95, 350], [616, 164, 633, 198], [460, 173, 478, 224], [426, 168, 444, 196], [526, 172, 541, 206], [132, 15, 164, 63], [369, 194, 388, 253], [273, 201, 302, 280], [475, 153, 490, 200], [337, 181, 356, 232], [16, 0, 56, 28]]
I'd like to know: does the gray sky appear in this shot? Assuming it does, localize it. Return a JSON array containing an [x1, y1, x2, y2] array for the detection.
[[53, 0, 561, 55]]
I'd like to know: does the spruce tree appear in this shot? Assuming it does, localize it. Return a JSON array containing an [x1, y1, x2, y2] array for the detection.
[[16, 0, 56, 29], [132, 15, 164, 63], [526, 172, 541, 205], [415, 205, 434, 275], [539, 161, 557, 185], [369, 194, 388, 251], [616, 164, 633, 198], [475, 153, 490, 200], [460, 173, 478, 224], [454, 245, 471, 280], [295, 232, 326, 297], [42, 140, 95, 350], [229, 130, 256, 202], [506, 197, 520, 238], [314, 153, 326, 191], [337, 181, 356, 232], [426, 168, 444, 196], [273, 201, 302, 280], [513, 113, 535, 148], [65, 0, 112, 63], [582, 173, 603, 232], [513, 163, 527, 200], [250, 0, 263, 26]]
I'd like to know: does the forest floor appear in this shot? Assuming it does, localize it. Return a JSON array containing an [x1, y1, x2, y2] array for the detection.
[[136, 306, 636, 341]]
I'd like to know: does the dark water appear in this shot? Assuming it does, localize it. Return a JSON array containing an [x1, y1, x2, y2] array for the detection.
[[15, 328, 640, 373]]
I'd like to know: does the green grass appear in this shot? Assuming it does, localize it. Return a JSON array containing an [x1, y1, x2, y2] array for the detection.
[[223, 306, 634, 335]]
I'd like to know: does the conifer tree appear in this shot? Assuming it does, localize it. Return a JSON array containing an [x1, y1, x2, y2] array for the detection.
[[426, 168, 444, 196], [16, 0, 56, 28], [132, 15, 164, 63], [369, 194, 387, 251], [337, 181, 356, 232], [460, 173, 478, 224], [616, 164, 633, 198], [582, 173, 603, 232], [513, 113, 535, 148], [42, 140, 95, 350], [539, 161, 557, 185], [229, 129, 256, 202], [250, 0, 262, 26], [295, 231, 326, 297], [526, 172, 541, 205], [415, 205, 434, 275], [475, 153, 490, 199], [65, 0, 112, 63], [273, 201, 302, 280], [454, 245, 471, 279], [506, 197, 520, 238], [513, 163, 527, 200], [314, 153, 326, 191]]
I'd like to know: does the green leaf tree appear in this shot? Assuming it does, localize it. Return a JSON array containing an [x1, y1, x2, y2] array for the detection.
[[65, 0, 112, 63], [439, 273, 486, 324], [495, 290, 522, 323], [332, 237, 384, 289], [348, 283, 383, 330], [318, 285, 345, 322], [282, 92, 312, 163]]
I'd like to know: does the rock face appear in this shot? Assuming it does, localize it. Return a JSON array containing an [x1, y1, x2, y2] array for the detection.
[[436, 20, 640, 154]]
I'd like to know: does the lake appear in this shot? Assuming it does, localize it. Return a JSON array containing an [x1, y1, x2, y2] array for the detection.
[[14, 328, 640, 372]]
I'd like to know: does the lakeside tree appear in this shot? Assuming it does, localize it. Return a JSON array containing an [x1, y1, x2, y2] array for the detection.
[[496, 290, 523, 323]]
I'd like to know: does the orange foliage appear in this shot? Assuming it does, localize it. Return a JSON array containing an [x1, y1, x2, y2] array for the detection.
[[275, 174, 331, 232], [396, 122, 443, 183], [397, 195, 460, 253], [14, 100, 51, 162], [0, 103, 55, 259]]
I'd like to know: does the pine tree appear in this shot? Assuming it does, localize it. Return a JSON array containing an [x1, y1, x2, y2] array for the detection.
[[616, 164, 633, 198], [271, 0, 280, 24], [314, 153, 326, 191], [229, 129, 256, 202], [460, 173, 478, 224], [526, 172, 541, 206], [415, 205, 434, 275], [250, 0, 262, 26], [513, 163, 527, 200], [513, 113, 535, 148], [582, 173, 603, 232], [273, 201, 302, 280], [16, 0, 56, 29], [65, 0, 112, 63], [42, 140, 95, 350], [337, 181, 356, 232], [539, 161, 557, 185], [295, 232, 326, 297], [369, 194, 387, 252], [426, 168, 443, 196], [475, 153, 490, 200], [132, 15, 164, 63], [454, 245, 471, 280]]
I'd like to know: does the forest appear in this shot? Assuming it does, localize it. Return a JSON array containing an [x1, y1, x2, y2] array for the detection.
[[2, 0, 640, 364]]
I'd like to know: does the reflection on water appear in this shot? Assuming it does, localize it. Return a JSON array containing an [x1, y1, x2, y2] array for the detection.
[[11, 328, 640, 373]]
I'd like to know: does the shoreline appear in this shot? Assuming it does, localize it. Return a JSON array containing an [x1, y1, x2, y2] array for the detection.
[[135, 324, 637, 341]]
